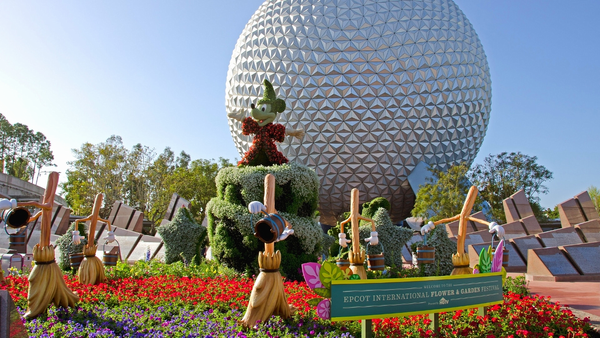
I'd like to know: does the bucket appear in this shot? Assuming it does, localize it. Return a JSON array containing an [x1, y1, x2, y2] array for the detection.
[[1, 207, 31, 229], [7, 227, 27, 254], [254, 213, 286, 243], [502, 248, 509, 268], [366, 243, 385, 271], [335, 245, 351, 273], [416, 246, 435, 264], [69, 252, 84, 271], [336, 258, 350, 272], [103, 245, 120, 267]]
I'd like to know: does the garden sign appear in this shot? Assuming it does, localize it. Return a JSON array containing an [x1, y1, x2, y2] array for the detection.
[[331, 272, 503, 321]]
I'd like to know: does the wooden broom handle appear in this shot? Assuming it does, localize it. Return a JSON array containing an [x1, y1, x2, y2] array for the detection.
[[28, 172, 59, 247], [457, 186, 478, 254], [87, 194, 103, 243], [424, 186, 480, 255], [350, 189, 360, 253], [467, 216, 492, 228], [263, 174, 276, 255], [433, 214, 461, 226], [18, 201, 52, 209], [339, 189, 374, 251]]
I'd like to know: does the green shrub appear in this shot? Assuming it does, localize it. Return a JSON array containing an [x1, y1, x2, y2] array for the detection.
[[55, 222, 88, 272], [503, 275, 530, 296], [207, 163, 326, 279], [409, 225, 456, 276], [158, 207, 206, 264], [105, 259, 241, 280], [361, 197, 391, 219], [320, 231, 335, 257], [215, 162, 319, 217]]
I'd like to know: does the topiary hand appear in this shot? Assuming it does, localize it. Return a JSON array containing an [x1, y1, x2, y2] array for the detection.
[[285, 127, 305, 139], [364, 231, 379, 246], [227, 111, 245, 122], [72, 231, 83, 245], [420, 221, 435, 236], [104, 231, 116, 244], [488, 222, 505, 240], [338, 233, 351, 248], [248, 201, 267, 215], [277, 228, 294, 242]]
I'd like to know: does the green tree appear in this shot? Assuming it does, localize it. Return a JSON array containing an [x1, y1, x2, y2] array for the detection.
[[122, 143, 156, 213], [28, 132, 55, 184], [468, 152, 553, 222], [0, 114, 55, 182], [61, 135, 231, 228], [411, 163, 484, 222], [589, 185, 600, 213], [163, 157, 232, 224], [543, 206, 560, 220], [61, 135, 128, 217], [0, 114, 11, 171], [5, 123, 33, 180], [144, 148, 177, 227]]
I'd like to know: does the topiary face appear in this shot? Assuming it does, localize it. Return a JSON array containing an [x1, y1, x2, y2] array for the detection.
[[251, 79, 286, 127], [251, 103, 277, 127]]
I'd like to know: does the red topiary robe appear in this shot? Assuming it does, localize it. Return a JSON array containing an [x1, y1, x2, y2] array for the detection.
[[238, 117, 288, 167]]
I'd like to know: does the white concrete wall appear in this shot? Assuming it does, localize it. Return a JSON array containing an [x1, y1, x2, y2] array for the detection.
[[0, 172, 67, 206]]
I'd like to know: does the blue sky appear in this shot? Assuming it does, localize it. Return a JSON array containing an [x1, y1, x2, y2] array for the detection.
[[0, 0, 598, 210]]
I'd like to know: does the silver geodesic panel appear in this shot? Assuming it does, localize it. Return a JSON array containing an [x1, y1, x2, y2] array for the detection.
[[226, 0, 491, 223]]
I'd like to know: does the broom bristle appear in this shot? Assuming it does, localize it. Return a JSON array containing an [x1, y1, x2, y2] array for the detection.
[[78, 245, 106, 285], [451, 252, 473, 275], [25, 244, 79, 319], [349, 249, 366, 279], [241, 250, 291, 327]]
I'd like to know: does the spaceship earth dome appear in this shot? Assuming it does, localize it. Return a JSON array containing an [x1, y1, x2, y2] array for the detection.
[[226, 0, 491, 223]]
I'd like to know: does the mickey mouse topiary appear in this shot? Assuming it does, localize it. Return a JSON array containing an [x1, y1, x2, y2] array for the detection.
[[228, 79, 304, 167]]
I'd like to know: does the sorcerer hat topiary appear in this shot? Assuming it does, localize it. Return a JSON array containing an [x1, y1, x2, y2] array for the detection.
[[257, 79, 286, 113]]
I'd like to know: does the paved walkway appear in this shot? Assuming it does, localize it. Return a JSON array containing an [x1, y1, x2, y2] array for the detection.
[[511, 273, 600, 331]]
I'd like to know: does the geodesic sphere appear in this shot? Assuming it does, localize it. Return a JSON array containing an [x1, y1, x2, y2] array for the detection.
[[226, 0, 491, 223]]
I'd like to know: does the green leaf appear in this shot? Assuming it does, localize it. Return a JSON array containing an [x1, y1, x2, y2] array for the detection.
[[307, 297, 323, 306], [319, 261, 344, 288], [314, 287, 331, 298], [342, 268, 353, 280], [479, 247, 491, 273], [349, 274, 361, 280]]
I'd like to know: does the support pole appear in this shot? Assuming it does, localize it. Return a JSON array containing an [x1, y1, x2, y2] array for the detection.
[[361, 319, 373, 338], [429, 312, 440, 333]]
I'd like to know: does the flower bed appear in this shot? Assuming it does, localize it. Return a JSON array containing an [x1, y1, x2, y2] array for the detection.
[[1, 273, 593, 337]]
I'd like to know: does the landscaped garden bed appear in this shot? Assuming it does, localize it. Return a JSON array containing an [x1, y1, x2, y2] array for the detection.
[[0, 261, 594, 337]]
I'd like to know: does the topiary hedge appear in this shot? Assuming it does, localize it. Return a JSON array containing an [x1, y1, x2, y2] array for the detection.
[[410, 225, 457, 276], [206, 162, 325, 280], [158, 207, 206, 264], [56, 222, 88, 272], [361, 197, 391, 219]]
